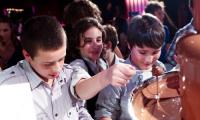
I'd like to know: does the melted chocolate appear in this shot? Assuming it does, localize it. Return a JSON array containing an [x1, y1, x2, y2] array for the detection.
[[132, 72, 181, 120], [177, 34, 200, 119]]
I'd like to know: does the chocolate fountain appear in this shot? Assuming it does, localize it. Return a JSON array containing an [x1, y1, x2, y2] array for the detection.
[[176, 0, 200, 119]]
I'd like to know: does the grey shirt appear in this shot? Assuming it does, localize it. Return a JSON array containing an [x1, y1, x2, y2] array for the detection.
[[95, 57, 165, 120], [0, 60, 93, 120]]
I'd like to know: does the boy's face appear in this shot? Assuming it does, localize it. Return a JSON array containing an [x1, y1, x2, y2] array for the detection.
[[79, 26, 103, 62], [154, 8, 165, 23], [24, 44, 66, 81], [0, 23, 12, 46], [130, 45, 161, 70]]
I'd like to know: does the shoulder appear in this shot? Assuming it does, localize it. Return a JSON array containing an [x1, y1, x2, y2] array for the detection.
[[99, 84, 123, 99], [98, 58, 108, 70], [0, 64, 26, 85], [115, 55, 125, 64], [62, 63, 89, 76], [176, 21, 195, 36], [70, 59, 88, 70]]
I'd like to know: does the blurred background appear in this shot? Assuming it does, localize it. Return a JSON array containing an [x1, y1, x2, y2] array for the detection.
[[0, 0, 192, 44]]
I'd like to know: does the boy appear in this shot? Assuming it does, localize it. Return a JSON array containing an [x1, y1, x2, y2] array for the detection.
[[64, 0, 123, 63], [95, 14, 165, 120], [0, 16, 135, 120], [101, 24, 124, 67], [145, 1, 171, 65]]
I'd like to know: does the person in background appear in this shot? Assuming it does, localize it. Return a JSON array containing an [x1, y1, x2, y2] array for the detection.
[[166, 0, 196, 69], [63, 0, 123, 63], [101, 24, 124, 67], [0, 15, 23, 70], [0, 15, 136, 120], [95, 14, 166, 120]]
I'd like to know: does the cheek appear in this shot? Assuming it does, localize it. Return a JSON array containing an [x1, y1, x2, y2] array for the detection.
[[4, 32, 11, 38], [153, 53, 161, 62], [131, 52, 143, 64], [81, 46, 90, 54]]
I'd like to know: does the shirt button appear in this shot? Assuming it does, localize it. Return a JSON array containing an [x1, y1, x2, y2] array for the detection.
[[55, 113, 58, 117], [67, 112, 72, 117], [10, 71, 15, 74]]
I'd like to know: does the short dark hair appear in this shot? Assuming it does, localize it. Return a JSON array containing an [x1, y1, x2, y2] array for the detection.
[[103, 24, 118, 51], [21, 15, 66, 58], [127, 14, 165, 49], [63, 0, 102, 26], [145, 1, 164, 14]]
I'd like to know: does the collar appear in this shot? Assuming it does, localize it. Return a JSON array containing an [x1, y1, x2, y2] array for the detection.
[[22, 60, 44, 90], [82, 57, 107, 73]]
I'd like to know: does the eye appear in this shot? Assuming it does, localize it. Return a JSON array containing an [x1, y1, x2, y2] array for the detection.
[[43, 63, 54, 67], [96, 37, 102, 43], [43, 64, 51, 68], [152, 51, 160, 55], [3, 29, 9, 32], [58, 57, 65, 62], [84, 38, 92, 44], [139, 51, 146, 55]]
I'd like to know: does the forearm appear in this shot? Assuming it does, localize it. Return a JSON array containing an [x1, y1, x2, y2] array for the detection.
[[100, 117, 112, 120], [75, 63, 136, 100], [114, 46, 123, 59], [75, 70, 109, 100]]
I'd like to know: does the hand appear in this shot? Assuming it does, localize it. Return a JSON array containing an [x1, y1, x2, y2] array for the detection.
[[152, 64, 165, 76], [105, 63, 136, 87], [173, 54, 178, 64]]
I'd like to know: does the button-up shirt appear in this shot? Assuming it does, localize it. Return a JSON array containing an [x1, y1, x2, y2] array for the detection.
[[95, 57, 165, 120], [166, 19, 197, 66], [0, 60, 93, 120]]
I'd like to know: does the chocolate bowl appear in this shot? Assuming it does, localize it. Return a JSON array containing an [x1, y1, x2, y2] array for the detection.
[[131, 71, 181, 120]]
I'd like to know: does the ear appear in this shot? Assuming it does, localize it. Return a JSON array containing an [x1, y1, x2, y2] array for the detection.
[[22, 49, 32, 62], [104, 41, 112, 49]]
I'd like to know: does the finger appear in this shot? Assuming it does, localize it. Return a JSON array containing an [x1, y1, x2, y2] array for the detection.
[[111, 77, 129, 87], [118, 64, 136, 78]]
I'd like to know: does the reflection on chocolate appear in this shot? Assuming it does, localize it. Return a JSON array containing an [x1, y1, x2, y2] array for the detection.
[[177, 34, 200, 120], [132, 71, 181, 120]]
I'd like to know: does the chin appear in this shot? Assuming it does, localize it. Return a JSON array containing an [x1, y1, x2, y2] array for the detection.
[[141, 66, 152, 70]]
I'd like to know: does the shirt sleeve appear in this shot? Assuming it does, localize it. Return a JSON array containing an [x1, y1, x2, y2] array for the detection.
[[95, 85, 121, 120], [70, 66, 91, 99]]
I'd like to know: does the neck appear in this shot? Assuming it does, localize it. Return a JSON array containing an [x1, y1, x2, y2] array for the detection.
[[31, 65, 55, 87], [107, 52, 115, 67], [45, 79, 54, 88]]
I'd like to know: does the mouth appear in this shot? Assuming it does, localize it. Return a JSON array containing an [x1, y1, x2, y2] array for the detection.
[[50, 73, 59, 78], [142, 64, 152, 69]]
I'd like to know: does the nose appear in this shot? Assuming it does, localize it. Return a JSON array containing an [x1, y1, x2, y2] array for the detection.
[[144, 55, 154, 64], [92, 40, 102, 48], [52, 62, 62, 73]]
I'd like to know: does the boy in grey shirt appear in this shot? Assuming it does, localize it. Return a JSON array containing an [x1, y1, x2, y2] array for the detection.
[[95, 14, 166, 120]]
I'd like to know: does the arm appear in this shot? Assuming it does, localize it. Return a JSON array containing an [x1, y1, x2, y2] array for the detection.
[[75, 63, 135, 100], [114, 46, 123, 59], [95, 85, 121, 120], [100, 118, 112, 120]]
